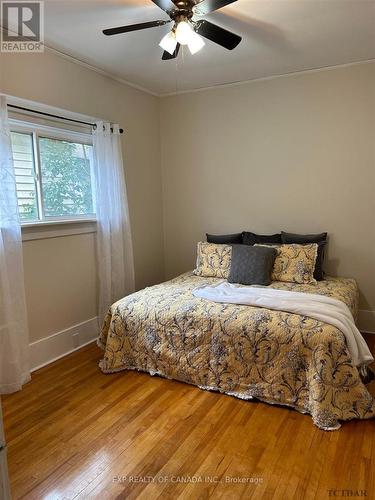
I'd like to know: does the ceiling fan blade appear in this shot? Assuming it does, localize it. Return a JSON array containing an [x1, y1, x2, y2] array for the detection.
[[103, 20, 170, 36], [193, 0, 237, 16], [162, 43, 180, 60], [195, 20, 241, 50], [151, 0, 176, 13]]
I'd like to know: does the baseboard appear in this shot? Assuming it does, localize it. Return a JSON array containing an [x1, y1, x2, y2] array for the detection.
[[359, 310, 375, 335], [29, 317, 99, 372]]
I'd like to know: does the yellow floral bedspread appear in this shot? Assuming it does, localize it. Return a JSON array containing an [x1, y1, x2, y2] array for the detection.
[[98, 273, 375, 430]]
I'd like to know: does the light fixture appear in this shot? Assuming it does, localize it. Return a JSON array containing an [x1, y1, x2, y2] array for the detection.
[[159, 31, 177, 55], [159, 20, 205, 56], [187, 30, 205, 55], [103, 0, 243, 61], [175, 21, 193, 45]]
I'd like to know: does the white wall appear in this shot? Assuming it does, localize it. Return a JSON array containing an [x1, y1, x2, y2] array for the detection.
[[0, 49, 164, 350], [160, 62, 375, 331]]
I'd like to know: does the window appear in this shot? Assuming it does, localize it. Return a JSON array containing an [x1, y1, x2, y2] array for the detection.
[[11, 131, 39, 221], [10, 122, 95, 223]]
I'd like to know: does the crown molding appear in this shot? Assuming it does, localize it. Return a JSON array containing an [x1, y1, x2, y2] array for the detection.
[[159, 59, 375, 97], [0, 24, 157, 96], [45, 47, 375, 98], [45, 45, 159, 97], [2, 22, 373, 98]]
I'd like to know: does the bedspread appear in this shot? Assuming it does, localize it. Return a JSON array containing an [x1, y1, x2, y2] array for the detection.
[[98, 273, 375, 430]]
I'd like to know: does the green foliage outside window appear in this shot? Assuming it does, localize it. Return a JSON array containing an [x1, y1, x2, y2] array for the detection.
[[39, 138, 94, 217], [11, 131, 94, 221]]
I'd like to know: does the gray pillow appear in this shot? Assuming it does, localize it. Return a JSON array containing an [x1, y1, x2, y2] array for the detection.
[[242, 231, 281, 245], [207, 232, 242, 244], [228, 245, 277, 286]]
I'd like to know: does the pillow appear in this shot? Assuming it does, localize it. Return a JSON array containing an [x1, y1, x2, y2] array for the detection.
[[242, 231, 281, 246], [206, 232, 242, 244], [255, 243, 318, 284], [228, 245, 277, 286], [281, 231, 327, 281], [194, 242, 232, 278]]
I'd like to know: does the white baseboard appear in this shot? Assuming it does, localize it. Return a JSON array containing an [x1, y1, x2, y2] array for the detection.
[[359, 310, 375, 335], [29, 317, 99, 372]]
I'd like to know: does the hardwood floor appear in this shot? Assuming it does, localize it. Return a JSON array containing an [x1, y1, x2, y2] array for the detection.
[[3, 335, 375, 500]]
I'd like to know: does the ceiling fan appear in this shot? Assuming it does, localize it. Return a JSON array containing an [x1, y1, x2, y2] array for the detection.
[[103, 0, 242, 60]]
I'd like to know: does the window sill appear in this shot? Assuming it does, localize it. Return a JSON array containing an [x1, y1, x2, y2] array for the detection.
[[21, 219, 97, 241]]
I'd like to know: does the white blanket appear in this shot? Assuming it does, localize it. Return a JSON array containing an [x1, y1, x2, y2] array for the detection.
[[193, 282, 373, 367]]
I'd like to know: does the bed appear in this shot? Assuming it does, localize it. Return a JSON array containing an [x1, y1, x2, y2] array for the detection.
[[98, 272, 375, 430]]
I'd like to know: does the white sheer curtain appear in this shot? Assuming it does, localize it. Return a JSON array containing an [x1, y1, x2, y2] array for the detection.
[[0, 96, 30, 394], [92, 122, 135, 326]]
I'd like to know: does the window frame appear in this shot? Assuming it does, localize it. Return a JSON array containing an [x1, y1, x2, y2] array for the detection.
[[10, 119, 96, 226]]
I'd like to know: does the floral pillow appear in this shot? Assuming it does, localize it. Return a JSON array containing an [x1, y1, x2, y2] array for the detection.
[[194, 242, 232, 279], [255, 243, 318, 284]]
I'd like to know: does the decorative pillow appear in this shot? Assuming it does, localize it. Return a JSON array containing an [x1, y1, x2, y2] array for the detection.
[[194, 242, 232, 278], [255, 243, 318, 284], [281, 231, 327, 243], [242, 231, 281, 246], [281, 231, 328, 281], [206, 232, 242, 244], [228, 245, 277, 286]]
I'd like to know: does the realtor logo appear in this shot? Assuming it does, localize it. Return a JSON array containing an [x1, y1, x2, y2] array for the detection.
[[1, 1, 44, 52]]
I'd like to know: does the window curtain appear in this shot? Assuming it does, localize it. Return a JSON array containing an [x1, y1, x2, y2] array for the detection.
[[0, 96, 30, 394], [92, 122, 135, 327]]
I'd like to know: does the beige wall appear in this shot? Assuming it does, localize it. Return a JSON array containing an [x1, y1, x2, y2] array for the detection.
[[160, 63, 375, 325], [23, 234, 97, 343], [0, 49, 164, 342]]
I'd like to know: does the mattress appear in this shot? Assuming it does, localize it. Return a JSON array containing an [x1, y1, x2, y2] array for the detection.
[[98, 272, 374, 430]]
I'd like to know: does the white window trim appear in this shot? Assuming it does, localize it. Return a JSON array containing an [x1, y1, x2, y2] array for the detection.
[[9, 119, 93, 144], [21, 217, 97, 228], [21, 219, 97, 242], [10, 118, 97, 230]]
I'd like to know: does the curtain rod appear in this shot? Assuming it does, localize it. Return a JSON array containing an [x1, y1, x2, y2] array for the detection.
[[7, 104, 124, 134]]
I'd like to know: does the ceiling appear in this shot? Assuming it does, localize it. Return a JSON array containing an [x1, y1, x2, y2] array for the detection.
[[43, 0, 375, 95]]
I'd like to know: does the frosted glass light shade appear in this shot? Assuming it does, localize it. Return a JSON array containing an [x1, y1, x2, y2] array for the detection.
[[159, 31, 177, 55], [175, 21, 194, 45], [188, 31, 205, 54]]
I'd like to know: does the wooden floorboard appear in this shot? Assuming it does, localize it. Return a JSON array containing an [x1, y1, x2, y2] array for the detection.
[[3, 335, 375, 500]]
